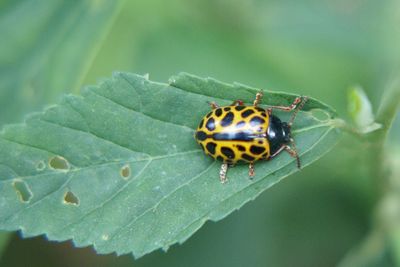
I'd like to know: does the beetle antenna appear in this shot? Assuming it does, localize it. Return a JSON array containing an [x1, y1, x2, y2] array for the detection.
[[288, 96, 308, 126]]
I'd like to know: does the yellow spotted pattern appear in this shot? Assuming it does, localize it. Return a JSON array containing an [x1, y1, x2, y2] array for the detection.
[[195, 105, 271, 164]]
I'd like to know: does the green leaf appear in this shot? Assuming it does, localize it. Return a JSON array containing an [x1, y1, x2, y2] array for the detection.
[[0, 72, 341, 257], [0, 0, 123, 125]]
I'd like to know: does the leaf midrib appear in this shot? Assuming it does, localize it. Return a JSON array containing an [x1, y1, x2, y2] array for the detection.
[[0, 149, 203, 226], [0, 119, 333, 228]]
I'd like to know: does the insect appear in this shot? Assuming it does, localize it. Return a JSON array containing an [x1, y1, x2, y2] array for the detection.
[[194, 91, 308, 183]]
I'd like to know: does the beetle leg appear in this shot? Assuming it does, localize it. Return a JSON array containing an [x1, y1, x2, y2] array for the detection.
[[288, 96, 308, 126], [270, 145, 301, 169], [270, 145, 286, 158], [253, 91, 264, 107], [231, 100, 244, 106], [284, 145, 301, 169], [207, 101, 219, 110], [267, 97, 302, 112], [219, 163, 229, 184], [248, 162, 255, 178]]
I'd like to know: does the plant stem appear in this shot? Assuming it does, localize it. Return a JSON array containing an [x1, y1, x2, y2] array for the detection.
[[376, 80, 400, 139], [338, 81, 400, 267], [370, 80, 400, 202]]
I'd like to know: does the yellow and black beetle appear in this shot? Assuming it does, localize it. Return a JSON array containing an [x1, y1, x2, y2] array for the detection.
[[194, 92, 308, 183]]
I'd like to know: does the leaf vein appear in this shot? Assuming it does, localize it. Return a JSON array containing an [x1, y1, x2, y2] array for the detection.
[[0, 150, 202, 184], [105, 161, 217, 244], [60, 159, 153, 236], [0, 171, 78, 225], [39, 118, 149, 159], [89, 83, 195, 132], [0, 163, 20, 177], [0, 137, 77, 168]]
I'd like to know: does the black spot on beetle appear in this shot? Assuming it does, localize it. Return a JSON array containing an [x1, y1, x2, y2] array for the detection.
[[258, 140, 263, 144], [242, 153, 255, 161], [250, 116, 265, 127], [198, 119, 204, 128], [196, 131, 207, 141], [262, 152, 269, 158], [235, 106, 246, 111], [250, 145, 265, 155], [221, 147, 235, 159], [261, 112, 267, 117], [224, 107, 231, 112], [236, 121, 246, 128], [255, 107, 265, 112], [206, 118, 215, 131], [241, 109, 255, 118], [237, 145, 246, 151], [215, 108, 223, 117], [206, 111, 213, 118], [220, 112, 234, 127], [206, 142, 217, 155]]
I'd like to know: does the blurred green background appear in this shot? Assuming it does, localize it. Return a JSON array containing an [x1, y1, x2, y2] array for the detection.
[[0, 0, 399, 266]]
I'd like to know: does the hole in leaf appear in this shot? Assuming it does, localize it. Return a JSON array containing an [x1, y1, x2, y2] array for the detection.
[[120, 165, 131, 179], [63, 191, 79, 206], [36, 161, 45, 171], [311, 109, 330, 122], [13, 180, 33, 203], [49, 156, 70, 170]]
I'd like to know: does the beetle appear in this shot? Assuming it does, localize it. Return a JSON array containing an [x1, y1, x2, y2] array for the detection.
[[194, 91, 308, 183]]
